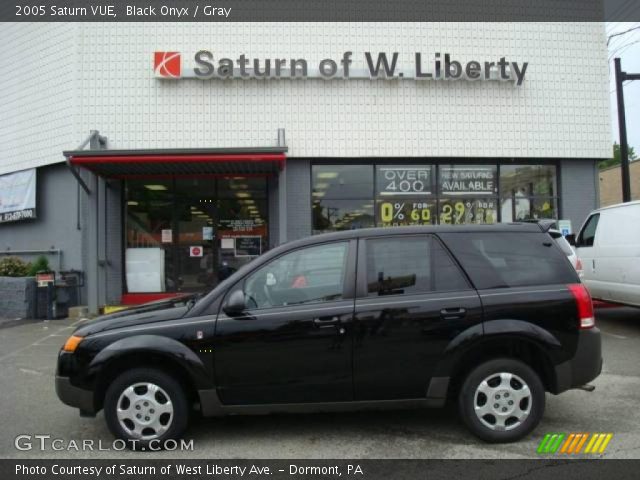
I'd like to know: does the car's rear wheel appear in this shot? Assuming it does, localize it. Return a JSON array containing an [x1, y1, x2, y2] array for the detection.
[[458, 358, 545, 443], [104, 368, 189, 450]]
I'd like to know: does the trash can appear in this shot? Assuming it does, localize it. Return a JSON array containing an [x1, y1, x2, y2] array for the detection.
[[55, 270, 83, 319], [35, 271, 56, 319]]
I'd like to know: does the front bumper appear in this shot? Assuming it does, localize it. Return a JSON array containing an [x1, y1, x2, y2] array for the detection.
[[55, 375, 96, 416], [554, 327, 602, 393]]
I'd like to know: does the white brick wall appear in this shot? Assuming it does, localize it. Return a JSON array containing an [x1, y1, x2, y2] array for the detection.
[[0, 23, 78, 175], [0, 22, 611, 176]]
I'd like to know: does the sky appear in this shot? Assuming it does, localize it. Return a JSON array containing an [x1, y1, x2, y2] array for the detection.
[[608, 22, 640, 156]]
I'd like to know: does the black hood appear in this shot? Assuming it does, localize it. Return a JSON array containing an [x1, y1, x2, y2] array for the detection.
[[73, 294, 198, 337]]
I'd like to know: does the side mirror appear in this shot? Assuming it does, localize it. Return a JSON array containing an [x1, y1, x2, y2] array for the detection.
[[223, 289, 246, 316], [565, 234, 576, 246]]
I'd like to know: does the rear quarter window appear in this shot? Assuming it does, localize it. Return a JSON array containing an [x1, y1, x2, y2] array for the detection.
[[439, 232, 579, 290]]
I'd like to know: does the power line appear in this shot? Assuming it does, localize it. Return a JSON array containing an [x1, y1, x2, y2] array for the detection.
[[609, 37, 640, 61], [607, 24, 640, 46]]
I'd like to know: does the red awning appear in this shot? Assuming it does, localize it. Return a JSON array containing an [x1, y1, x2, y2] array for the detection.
[[64, 148, 286, 178]]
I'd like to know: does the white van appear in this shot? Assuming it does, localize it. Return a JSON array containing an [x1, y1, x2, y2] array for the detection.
[[574, 201, 640, 307]]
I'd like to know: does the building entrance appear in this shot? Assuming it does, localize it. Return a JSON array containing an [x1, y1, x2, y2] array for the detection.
[[125, 177, 268, 294]]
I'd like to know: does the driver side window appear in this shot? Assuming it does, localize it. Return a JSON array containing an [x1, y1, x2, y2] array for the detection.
[[243, 242, 349, 309], [577, 213, 599, 247]]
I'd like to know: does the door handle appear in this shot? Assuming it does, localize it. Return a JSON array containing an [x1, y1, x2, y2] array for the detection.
[[313, 316, 340, 328], [440, 308, 466, 320]]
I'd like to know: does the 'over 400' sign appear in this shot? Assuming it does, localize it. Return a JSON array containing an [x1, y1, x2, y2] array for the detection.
[[377, 166, 435, 196]]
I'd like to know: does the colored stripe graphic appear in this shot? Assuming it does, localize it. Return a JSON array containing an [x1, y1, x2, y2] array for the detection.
[[560, 433, 575, 453], [537, 433, 565, 453], [538, 433, 613, 455], [585, 433, 614, 454]]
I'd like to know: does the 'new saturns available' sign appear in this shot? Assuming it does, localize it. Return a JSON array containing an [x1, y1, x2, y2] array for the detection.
[[154, 51, 529, 85]]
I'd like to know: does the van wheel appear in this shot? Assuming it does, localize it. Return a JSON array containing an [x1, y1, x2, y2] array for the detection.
[[104, 368, 189, 450], [458, 358, 545, 443]]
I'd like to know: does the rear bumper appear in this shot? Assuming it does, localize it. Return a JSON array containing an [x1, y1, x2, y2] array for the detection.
[[55, 375, 96, 416], [554, 327, 602, 393]]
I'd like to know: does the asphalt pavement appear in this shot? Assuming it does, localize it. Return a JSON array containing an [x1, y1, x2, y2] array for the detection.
[[0, 307, 638, 459]]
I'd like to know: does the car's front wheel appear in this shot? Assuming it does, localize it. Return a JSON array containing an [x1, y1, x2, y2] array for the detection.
[[458, 358, 545, 443], [104, 368, 189, 450]]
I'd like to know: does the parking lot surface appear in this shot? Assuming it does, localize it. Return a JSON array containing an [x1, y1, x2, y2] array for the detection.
[[0, 307, 638, 459]]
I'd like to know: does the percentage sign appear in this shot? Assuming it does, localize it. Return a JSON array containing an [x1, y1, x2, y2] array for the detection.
[[393, 203, 405, 220]]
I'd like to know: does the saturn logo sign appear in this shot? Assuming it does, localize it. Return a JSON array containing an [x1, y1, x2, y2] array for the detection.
[[154, 52, 181, 78]]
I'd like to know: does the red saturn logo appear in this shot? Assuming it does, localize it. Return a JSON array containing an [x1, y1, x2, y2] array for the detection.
[[154, 52, 181, 78]]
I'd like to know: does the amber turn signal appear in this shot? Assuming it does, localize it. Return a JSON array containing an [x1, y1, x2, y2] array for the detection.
[[62, 335, 83, 352]]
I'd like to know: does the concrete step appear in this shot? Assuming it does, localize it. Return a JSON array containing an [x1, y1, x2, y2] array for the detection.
[[67, 305, 89, 319]]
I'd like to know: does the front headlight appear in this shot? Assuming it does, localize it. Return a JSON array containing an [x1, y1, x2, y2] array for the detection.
[[62, 335, 84, 353]]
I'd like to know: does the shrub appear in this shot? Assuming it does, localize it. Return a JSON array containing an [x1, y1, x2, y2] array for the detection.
[[28, 255, 50, 276], [0, 257, 31, 277]]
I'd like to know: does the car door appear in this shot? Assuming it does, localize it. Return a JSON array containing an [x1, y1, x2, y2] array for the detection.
[[575, 213, 602, 298], [352, 234, 483, 400], [213, 240, 356, 405]]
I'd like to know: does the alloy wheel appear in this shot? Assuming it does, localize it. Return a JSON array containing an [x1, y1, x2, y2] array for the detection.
[[473, 372, 532, 431], [116, 382, 174, 440]]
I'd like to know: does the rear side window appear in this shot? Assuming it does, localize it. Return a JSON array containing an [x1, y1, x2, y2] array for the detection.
[[365, 235, 469, 297], [440, 232, 578, 290]]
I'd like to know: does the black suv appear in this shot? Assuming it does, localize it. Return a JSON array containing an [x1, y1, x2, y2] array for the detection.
[[56, 224, 601, 447]]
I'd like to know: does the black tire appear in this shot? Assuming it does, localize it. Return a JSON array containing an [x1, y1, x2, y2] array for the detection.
[[104, 368, 189, 450], [458, 358, 545, 443]]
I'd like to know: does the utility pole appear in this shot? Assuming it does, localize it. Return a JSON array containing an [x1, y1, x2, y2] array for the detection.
[[614, 58, 640, 203]]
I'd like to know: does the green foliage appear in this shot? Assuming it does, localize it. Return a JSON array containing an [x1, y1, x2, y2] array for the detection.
[[599, 142, 637, 170], [0, 257, 31, 277], [28, 255, 50, 276]]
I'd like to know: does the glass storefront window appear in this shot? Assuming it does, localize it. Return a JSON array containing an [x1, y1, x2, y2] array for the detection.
[[312, 163, 558, 233], [125, 177, 268, 293], [374, 165, 436, 227], [500, 197, 557, 222], [312, 165, 374, 199], [312, 199, 375, 233], [499, 165, 558, 222], [500, 165, 556, 197]]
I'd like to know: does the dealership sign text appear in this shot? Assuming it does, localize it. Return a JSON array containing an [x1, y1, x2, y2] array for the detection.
[[154, 51, 529, 85]]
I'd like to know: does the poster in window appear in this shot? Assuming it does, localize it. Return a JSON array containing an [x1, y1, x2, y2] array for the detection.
[[377, 200, 436, 226], [235, 236, 261, 257], [439, 198, 497, 225], [376, 165, 435, 196], [439, 165, 497, 196], [0, 168, 36, 223]]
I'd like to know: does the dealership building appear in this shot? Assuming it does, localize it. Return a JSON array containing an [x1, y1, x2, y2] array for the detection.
[[0, 23, 611, 314]]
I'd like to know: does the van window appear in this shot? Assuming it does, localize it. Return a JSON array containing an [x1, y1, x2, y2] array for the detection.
[[365, 236, 468, 296], [577, 214, 600, 247], [440, 232, 578, 289]]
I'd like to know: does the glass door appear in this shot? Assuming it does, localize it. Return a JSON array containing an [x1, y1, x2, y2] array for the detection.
[[125, 177, 269, 294], [174, 178, 217, 292]]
